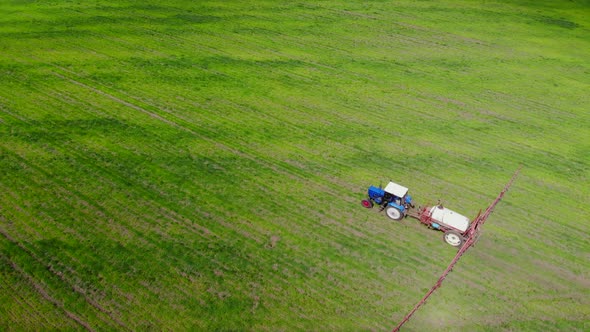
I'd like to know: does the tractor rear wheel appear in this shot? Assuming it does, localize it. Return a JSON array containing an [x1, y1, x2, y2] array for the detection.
[[385, 206, 404, 220], [443, 231, 464, 247], [361, 199, 373, 208]]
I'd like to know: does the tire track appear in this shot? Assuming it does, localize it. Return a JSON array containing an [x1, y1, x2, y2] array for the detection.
[[2, 61, 508, 288], [0, 223, 128, 330], [0, 151, 150, 329], [0, 236, 95, 332], [0, 269, 63, 329], [8, 61, 580, 286]]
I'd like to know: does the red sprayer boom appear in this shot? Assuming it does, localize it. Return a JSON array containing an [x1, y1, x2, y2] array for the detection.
[[392, 167, 521, 332]]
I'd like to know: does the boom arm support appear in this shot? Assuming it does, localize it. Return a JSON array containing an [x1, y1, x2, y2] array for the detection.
[[392, 166, 521, 332]]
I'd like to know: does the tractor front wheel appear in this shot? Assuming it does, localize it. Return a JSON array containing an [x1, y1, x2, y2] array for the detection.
[[443, 231, 465, 247], [361, 199, 373, 208], [385, 206, 404, 220]]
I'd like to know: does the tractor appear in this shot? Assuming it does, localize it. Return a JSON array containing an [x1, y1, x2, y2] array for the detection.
[[361, 181, 414, 220], [361, 182, 471, 247]]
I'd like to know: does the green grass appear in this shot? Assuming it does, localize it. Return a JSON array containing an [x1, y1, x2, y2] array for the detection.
[[0, 0, 589, 330]]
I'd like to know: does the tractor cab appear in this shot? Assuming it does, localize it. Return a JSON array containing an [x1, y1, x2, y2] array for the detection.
[[384, 182, 411, 206], [362, 181, 414, 220]]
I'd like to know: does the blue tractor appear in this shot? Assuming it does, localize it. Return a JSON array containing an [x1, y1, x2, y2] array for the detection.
[[361, 181, 415, 220]]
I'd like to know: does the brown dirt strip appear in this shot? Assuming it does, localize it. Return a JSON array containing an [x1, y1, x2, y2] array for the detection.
[[0, 249, 94, 331], [0, 272, 57, 328], [0, 97, 28, 122], [0, 227, 128, 330]]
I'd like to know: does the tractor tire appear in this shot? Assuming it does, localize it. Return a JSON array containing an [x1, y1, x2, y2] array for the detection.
[[361, 199, 373, 208], [385, 206, 404, 220], [443, 231, 465, 247]]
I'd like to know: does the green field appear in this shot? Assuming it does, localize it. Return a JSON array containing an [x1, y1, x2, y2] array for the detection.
[[0, 0, 589, 330]]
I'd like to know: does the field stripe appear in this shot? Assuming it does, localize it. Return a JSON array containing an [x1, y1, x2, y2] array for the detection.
[[0, 233, 94, 331], [6, 53, 584, 294], [0, 221, 129, 330]]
